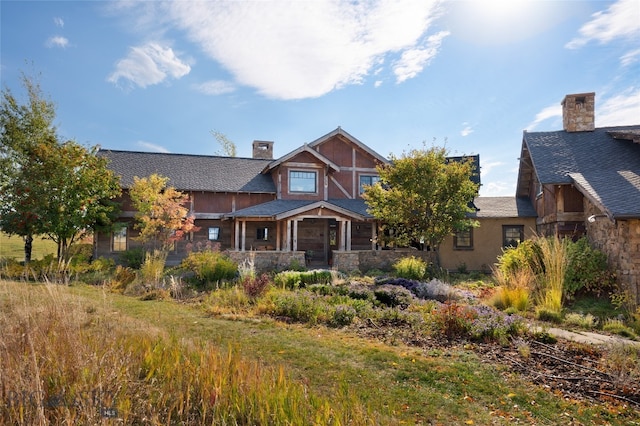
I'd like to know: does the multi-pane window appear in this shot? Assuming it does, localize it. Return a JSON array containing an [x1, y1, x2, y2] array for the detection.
[[503, 225, 524, 248], [289, 171, 317, 193], [112, 227, 127, 252], [454, 228, 473, 250], [359, 175, 380, 194], [256, 227, 269, 240], [208, 227, 221, 241]]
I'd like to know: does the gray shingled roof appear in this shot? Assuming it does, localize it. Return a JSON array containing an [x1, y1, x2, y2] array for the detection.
[[226, 198, 373, 219], [522, 125, 640, 218], [99, 150, 276, 193], [471, 197, 537, 218]]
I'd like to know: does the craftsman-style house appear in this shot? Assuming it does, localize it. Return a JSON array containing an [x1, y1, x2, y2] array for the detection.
[[516, 92, 640, 303], [96, 127, 536, 272]]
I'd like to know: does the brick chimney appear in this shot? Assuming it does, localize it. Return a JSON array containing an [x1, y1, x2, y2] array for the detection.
[[562, 92, 595, 132], [252, 140, 274, 159]]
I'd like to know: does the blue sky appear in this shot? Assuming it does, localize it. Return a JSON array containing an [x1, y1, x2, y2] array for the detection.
[[1, 0, 639, 196]]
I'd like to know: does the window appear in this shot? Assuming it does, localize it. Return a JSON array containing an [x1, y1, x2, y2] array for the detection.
[[359, 175, 380, 194], [256, 227, 268, 240], [289, 170, 317, 193], [503, 225, 524, 248], [454, 228, 473, 250], [208, 227, 221, 241], [112, 227, 127, 252]]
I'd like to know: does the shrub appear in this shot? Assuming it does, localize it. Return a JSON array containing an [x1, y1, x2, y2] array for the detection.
[[273, 270, 332, 290], [109, 265, 137, 293], [181, 250, 237, 287], [602, 318, 638, 339], [140, 250, 167, 284], [563, 312, 598, 329], [205, 286, 251, 314], [0, 258, 25, 280], [118, 247, 145, 269], [534, 236, 569, 316], [490, 286, 530, 312], [430, 302, 475, 340], [347, 284, 376, 302], [535, 307, 563, 324], [496, 240, 539, 277], [601, 343, 640, 387], [468, 305, 526, 344], [393, 256, 426, 280], [269, 291, 329, 325], [373, 284, 414, 308], [242, 273, 271, 300], [330, 304, 357, 327], [565, 237, 615, 299]]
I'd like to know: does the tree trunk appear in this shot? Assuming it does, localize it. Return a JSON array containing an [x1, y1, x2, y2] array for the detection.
[[23, 234, 33, 264]]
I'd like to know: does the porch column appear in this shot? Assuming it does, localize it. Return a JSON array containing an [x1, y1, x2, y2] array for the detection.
[[241, 220, 247, 252], [371, 222, 377, 250], [346, 220, 352, 251], [340, 220, 346, 251], [293, 219, 299, 251], [285, 220, 292, 251], [276, 221, 281, 251], [234, 220, 240, 250]]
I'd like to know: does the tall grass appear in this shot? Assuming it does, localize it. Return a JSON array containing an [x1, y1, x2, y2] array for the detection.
[[0, 281, 374, 425], [534, 236, 569, 316], [490, 267, 532, 312]]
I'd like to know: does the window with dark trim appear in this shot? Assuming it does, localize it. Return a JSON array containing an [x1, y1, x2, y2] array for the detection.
[[454, 228, 473, 250], [359, 175, 380, 194], [503, 225, 524, 248], [112, 227, 127, 252], [208, 227, 221, 241], [256, 227, 269, 241], [289, 170, 317, 193]]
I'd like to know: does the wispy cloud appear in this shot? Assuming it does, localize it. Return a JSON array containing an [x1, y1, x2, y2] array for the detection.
[[45, 36, 69, 48], [597, 89, 640, 126], [566, 0, 639, 49], [194, 80, 236, 96], [393, 31, 450, 83], [54, 17, 64, 28], [620, 49, 640, 67], [108, 42, 191, 89], [460, 122, 473, 137], [115, 0, 443, 100], [526, 104, 561, 131], [137, 141, 170, 153]]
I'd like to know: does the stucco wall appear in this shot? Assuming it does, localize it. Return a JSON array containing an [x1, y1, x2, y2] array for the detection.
[[438, 217, 537, 273]]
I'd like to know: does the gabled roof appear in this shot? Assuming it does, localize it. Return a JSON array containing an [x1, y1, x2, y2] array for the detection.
[[99, 150, 276, 193], [471, 197, 537, 218], [517, 125, 640, 219], [263, 144, 340, 173], [308, 127, 389, 164], [225, 198, 372, 220]]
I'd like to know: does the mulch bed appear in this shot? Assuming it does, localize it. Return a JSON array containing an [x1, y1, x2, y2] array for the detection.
[[351, 319, 640, 410]]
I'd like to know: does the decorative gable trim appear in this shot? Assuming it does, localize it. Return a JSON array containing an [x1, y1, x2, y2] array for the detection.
[[263, 144, 340, 173], [308, 126, 389, 164], [274, 200, 368, 221]]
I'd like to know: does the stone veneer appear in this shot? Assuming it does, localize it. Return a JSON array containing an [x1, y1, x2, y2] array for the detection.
[[585, 200, 640, 305]]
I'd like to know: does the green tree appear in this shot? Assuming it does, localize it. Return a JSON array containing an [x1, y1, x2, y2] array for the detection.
[[363, 144, 479, 265], [129, 173, 198, 252], [0, 73, 57, 263], [34, 141, 121, 262], [211, 130, 237, 157]]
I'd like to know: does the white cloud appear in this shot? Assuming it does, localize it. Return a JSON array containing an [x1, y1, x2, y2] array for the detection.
[[597, 89, 640, 126], [137, 141, 170, 153], [54, 17, 64, 28], [45, 36, 68, 48], [460, 122, 473, 137], [374, 80, 383, 88], [479, 160, 503, 178], [393, 31, 450, 83], [566, 0, 640, 49], [480, 180, 514, 197], [621, 49, 640, 67], [108, 42, 191, 88], [194, 80, 236, 96], [525, 104, 562, 131], [118, 0, 443, 100]]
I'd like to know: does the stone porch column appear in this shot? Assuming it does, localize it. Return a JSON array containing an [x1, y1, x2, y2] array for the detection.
[[293, 219, 299, 251], [346, 220, 352, 250], [241, 220, 246, 252], [234, 220, 240, 250]]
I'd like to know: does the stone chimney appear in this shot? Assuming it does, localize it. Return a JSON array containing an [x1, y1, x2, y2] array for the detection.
[[252, 140, 274, 159], [562, 92, 595, 132]]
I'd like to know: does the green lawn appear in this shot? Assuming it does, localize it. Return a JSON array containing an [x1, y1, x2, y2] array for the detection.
[[0, 232, 57, 260]]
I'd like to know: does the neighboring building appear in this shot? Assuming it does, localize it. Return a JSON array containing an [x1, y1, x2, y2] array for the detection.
[[516, 92, 640, 303], [96, 126, 534, 272], [439, 197, 537, 273]]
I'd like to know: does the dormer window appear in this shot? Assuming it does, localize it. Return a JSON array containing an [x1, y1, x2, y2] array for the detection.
[[289, 170, 317, 193], [359, 175, 380, 194]]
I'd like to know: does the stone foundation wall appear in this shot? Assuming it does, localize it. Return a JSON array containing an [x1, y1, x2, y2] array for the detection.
[[585, 201, 640, 305], [226, 251, 306, 273], [333, 250, 435, 274]]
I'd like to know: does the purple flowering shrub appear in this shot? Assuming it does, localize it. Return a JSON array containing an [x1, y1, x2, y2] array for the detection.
[[384, 278, 474, 302]]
